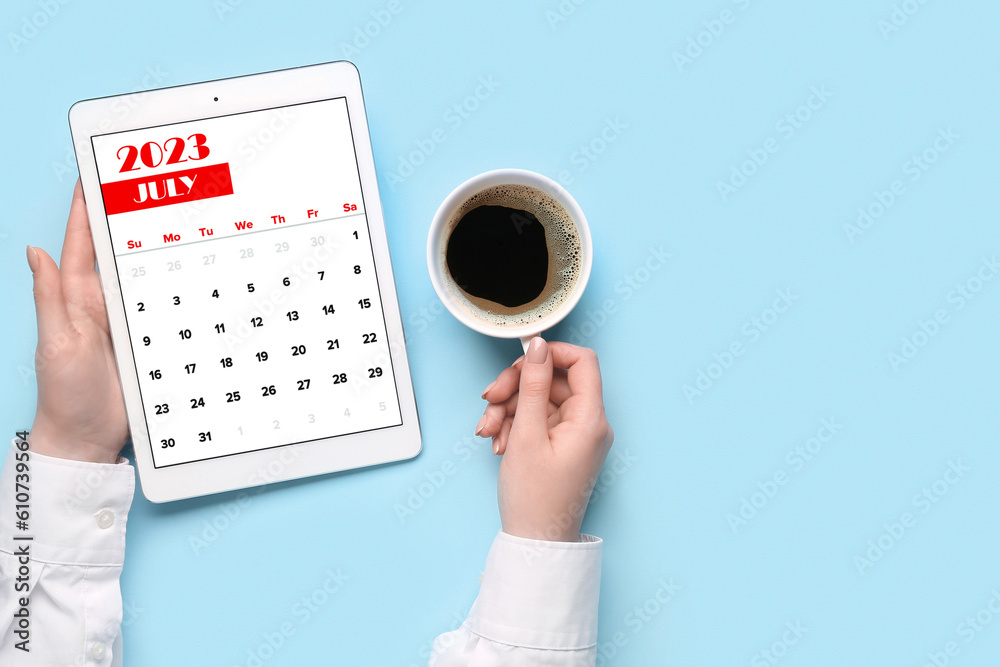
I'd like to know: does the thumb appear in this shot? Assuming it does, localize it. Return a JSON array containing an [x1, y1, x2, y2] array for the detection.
[[28, 246, 72, 343], [512, 337, 553, 433]]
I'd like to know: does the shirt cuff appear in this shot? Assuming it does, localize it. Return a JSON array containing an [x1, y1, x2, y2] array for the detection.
[[468, 530, 602, 651], [0, 439, 135, 566]]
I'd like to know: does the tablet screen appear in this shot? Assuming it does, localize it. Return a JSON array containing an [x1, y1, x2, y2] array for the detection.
[[90, 98, 403, 468]]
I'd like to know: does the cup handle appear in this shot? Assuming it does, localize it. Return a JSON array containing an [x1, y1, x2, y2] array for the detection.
[[519, 335, 534, 354]]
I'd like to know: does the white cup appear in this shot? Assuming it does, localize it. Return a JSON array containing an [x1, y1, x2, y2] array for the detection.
[[426, 169, 593, 351]]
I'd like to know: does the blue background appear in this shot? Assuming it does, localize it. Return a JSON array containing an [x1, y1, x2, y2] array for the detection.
[[2, 1, 999, 665]]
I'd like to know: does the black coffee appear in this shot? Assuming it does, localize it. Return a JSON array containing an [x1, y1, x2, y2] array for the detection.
[[446, 206, 548, 308], [438, 183, 581, 328]]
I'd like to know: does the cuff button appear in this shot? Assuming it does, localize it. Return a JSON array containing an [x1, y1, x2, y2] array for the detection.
[[96, 509, 115, 530], [91, 641, 106, 660]]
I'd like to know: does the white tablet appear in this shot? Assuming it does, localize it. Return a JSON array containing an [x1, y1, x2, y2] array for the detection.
[[69, 62, 421, 502]]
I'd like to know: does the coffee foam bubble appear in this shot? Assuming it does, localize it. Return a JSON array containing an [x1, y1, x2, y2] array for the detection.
[[439, 183, 582, 327]]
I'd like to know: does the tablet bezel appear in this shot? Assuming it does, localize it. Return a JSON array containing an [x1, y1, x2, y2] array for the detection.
[[69, 61, 421, 502]]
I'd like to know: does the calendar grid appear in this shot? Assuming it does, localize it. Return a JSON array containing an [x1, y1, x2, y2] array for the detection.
[[121, 214, 404, 468], [89, 96, 406, 468]]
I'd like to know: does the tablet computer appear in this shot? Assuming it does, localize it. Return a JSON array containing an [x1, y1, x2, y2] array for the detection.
[[69, 61, 421, 502]]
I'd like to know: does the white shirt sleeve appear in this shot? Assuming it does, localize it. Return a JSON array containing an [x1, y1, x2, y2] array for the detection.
[[429, 530, 602, 667], [0, 438, 602, 667], [0, 439, 135, 666]]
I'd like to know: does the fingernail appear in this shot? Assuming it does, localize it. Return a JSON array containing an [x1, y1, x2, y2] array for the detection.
[[26, 246, 39, 273], [493, 439, 500, 455], [481, 380, 497, 399], [475, 414, 488, 436], [526, 337, 547, 364], [511, 355, 524, 367]]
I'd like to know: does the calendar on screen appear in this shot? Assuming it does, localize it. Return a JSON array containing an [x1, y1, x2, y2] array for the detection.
[[90, 98, 403, 468]]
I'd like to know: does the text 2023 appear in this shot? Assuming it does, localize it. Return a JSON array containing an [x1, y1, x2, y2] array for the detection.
[[117, 134, 210, 173]]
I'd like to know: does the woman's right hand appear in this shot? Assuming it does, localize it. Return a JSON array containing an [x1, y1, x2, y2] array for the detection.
[[476, 338, 614, 542], [27, 181, 129, 464]]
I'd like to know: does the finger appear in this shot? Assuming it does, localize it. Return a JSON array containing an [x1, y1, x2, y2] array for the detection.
[[549, 371, 572, 404], [509, 342, 604, 409], [489, 375, 573, 418], [494, 416, 513, 456], [515, 341, 602, 375], [60, 180, 98, 278], [28, 246, 72, 342], [476, 401, 509, 438], [478, 387, 566, 438], [485, 365, 572, 404], [511, 337, 553, 433], [547, 342, 604, 409], [482, 363, 522, 403]]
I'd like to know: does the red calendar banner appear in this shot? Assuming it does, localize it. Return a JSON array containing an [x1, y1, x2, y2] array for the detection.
[[101, 163, 234, 215]]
